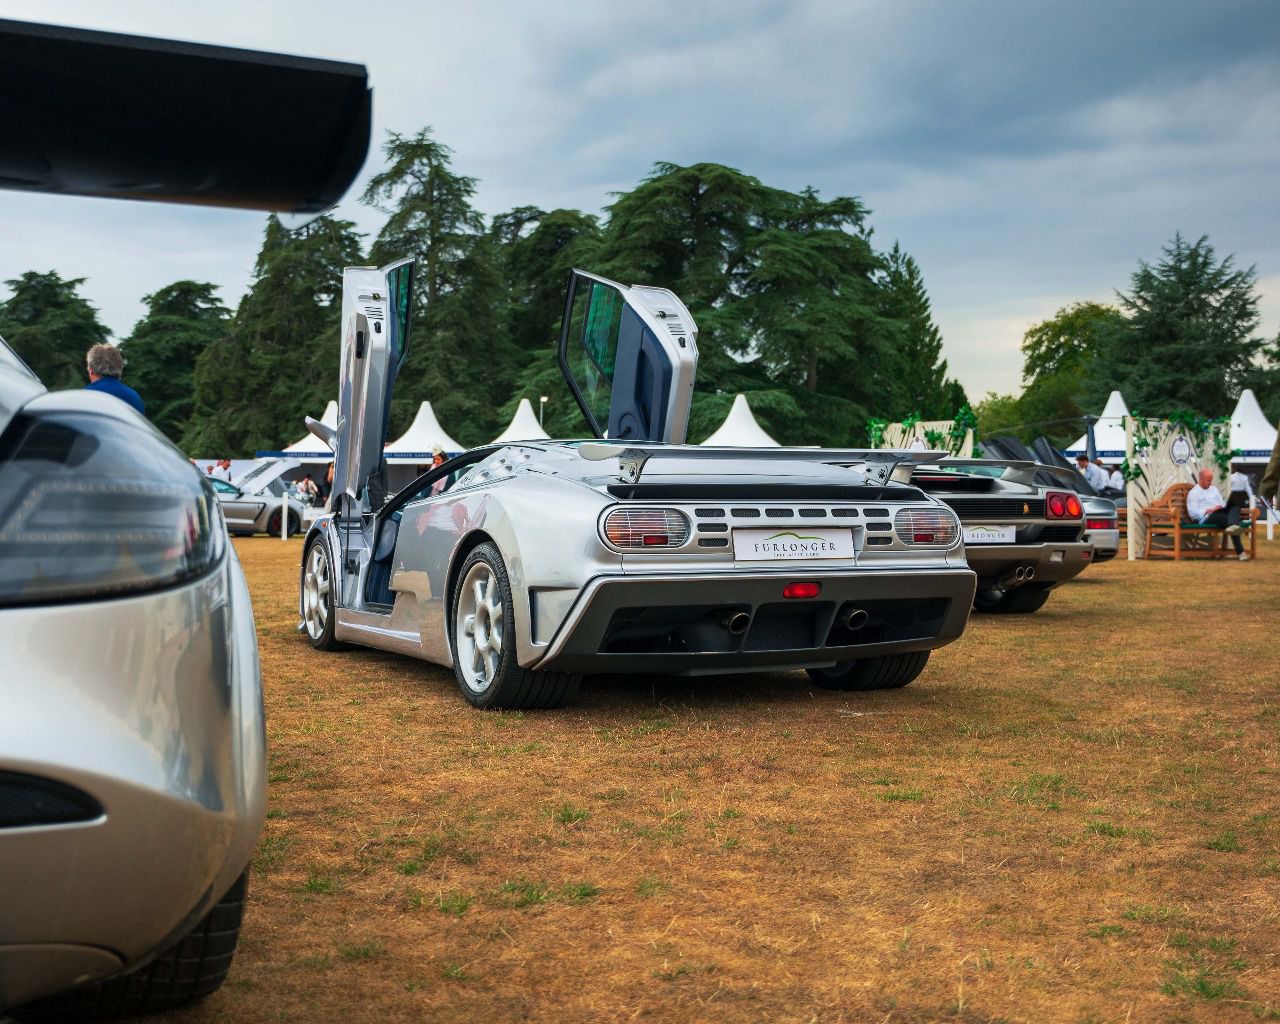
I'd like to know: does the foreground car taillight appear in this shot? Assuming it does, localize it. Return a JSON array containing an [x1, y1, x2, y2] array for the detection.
[[893, 507, 959, 546], [0, 411, 224, 605], [1046, 491, 1083, 519], [1086, 518, 1116, 530], [603, 507, 691, 549]]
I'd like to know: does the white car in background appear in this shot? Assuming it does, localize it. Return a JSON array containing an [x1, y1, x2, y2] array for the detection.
[[210, 458, 312, 537]]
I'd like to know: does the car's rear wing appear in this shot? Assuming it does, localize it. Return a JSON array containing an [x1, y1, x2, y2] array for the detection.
[[576, 442, 948, 486], [912, 457, 1069, 488]]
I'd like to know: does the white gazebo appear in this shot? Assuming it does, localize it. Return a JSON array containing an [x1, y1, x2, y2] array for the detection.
[[491, 398, 550, 444], [1064, 390, 1130, 464], [266, 400, 337, 461], [700, 394, 780, 447], [383, 401, 464, 490], [1229, 388, 1277, 464]]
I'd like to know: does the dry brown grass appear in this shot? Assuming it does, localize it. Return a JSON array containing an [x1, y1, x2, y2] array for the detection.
[[166, 538, 1279, 1023]]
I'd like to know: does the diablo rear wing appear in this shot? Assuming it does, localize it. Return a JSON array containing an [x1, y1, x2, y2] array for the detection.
[[576, 442, 948, 485], [912, 457, 1071, 488]]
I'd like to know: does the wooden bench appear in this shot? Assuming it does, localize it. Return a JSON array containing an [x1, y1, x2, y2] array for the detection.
[[1141, 482, 1258, 560]]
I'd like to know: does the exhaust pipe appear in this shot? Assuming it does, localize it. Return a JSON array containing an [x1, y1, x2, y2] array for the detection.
[[840, 607, 870, 631], [1024, 566, 1036, 581], [721, 611, 750, 636]]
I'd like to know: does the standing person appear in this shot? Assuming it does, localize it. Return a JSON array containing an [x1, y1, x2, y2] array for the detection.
[[1228, 462, 1254, 502], [211, 459, 233, 482], [1107, 464, 1125, 491], [322, 463, 335, 508], [429, 447, 448, 496], [84, 344, 144, 415], [1075, 454, 1108, 491], [1187, 468, 1247, 561]]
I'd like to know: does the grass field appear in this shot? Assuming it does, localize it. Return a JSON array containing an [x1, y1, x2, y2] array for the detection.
[[174, 537, 1278, 1023]]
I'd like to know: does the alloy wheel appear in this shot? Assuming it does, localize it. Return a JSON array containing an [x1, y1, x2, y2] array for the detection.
[[455, 561, 504, 693]]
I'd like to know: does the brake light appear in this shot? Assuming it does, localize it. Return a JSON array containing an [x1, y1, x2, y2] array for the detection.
[[1045, 491, 1083, 520], [783, 582, 820, 599], [603, 508, 691, 549], [1086, 518, 1115, 530]]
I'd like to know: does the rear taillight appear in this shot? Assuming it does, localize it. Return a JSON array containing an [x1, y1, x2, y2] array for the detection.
[[893, 507, 959, 546], [783, 581, 821, 599], [1046, 492, 1083, 519], [602, 508, 691, 549], [1086, 518, 1115, 530]]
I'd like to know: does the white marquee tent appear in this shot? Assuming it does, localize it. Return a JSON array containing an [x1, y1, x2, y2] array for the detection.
[[1229, 388, 1277, 462], [384, 401, 463, 460], [700, 394, 779, 447], [276, 400, 337, 461], [491, 398, 550, 444], [1063, 390, 1129, 464]]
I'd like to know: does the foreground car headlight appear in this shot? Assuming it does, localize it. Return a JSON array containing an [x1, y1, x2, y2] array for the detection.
[[0, 411, 224, 605], [894, 507, 960, 546], [602, 507, 691, 549]]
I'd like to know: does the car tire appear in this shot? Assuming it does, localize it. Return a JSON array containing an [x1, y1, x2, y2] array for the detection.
[[14, 871, 248, 1021], [973, 583, 1052, 615], [449, 542, 581, 710], [266, 508, 299, 538], [806, 651, 930, 691], [302, 536, 342, 650]]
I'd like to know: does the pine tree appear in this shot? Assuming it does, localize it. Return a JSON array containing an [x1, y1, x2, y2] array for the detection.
[[0, 271, 111, 390], [878, 243, 966, 419], [122, 281, 229, 443], [183, 214, 363, 455]]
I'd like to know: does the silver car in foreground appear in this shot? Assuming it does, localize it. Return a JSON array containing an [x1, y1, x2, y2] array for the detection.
[[299, 265, 977, 708], [0, 340, 265, 1016]]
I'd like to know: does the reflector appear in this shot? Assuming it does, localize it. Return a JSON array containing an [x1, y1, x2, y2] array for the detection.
[[783, 582, 820, 599]]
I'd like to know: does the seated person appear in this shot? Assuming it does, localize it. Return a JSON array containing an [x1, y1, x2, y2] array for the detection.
[[1186, 468, 1247, 561], [1075, 454, 1109, 491]]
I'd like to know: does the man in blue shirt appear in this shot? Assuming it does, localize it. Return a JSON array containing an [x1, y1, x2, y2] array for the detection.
[[84, 343, 145, 415]]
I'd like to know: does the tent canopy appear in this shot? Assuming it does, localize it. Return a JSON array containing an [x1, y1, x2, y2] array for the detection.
[[700, 394, 779, 447], [491, 397, 550, 444], [384, 401, 463, 458], [272, 399, 337, 460], [1229, 388, 1277, 459], [1064, 390, 1129, 464]]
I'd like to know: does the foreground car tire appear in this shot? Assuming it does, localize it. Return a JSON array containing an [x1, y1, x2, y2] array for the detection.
[[15, 872, 249, 1022], [302, 536, 342, 650], [266, 508, 300, 538], [450, 543, 580, 709], [973, 583, 1052, 615], [806, 651, 929, 691]]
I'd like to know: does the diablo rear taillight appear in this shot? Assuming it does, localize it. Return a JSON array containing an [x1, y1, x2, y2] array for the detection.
[[602, 508, 690, 549], [1045, 491, 1082, 520], [1086, 518, 1115, 530]]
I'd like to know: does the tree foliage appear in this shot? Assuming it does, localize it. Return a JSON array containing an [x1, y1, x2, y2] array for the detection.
[[182, 214, 363, 455], [123, 281, 229, 443], [0, 271, 110, 390]]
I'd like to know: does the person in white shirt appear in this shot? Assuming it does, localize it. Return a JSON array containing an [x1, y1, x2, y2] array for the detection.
[[1107, 465, 1125, 491], [211, 458, 233, 482], [1186, 468, 1247, 560], [1075, 454, 1109, 491], [1228, 463, 1253, 501]]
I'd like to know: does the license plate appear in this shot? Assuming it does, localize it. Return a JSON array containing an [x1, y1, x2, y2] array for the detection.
[[963, 525, 1016, 544], [732, 527, 855, 561]]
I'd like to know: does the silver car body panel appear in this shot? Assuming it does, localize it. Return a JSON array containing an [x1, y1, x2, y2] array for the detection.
[[212, 458, 307, 535], [0, 364, 265, 1010]]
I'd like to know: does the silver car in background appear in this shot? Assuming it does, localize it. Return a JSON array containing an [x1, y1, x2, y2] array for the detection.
[[298, 265, 976, 709], [211, 458, 311, 537]]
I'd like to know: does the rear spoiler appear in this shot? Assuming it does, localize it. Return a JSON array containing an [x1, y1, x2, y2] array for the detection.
[[914, 457, 1074, 488], [576, 442, 948, 485]]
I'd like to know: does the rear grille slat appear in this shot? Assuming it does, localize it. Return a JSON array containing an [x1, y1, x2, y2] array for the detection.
[[943, 498, 1045, 520]]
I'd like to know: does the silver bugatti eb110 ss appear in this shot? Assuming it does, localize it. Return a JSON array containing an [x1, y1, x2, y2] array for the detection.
[[298, 264, 979, 708]]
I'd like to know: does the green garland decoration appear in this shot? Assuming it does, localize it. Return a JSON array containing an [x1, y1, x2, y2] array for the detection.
[[866, 418, 888, 447], [1119, 411, 1241, 483]]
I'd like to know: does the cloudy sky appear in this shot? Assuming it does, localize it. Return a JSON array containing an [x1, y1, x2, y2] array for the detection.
[[2, 0, 1277, 400]]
